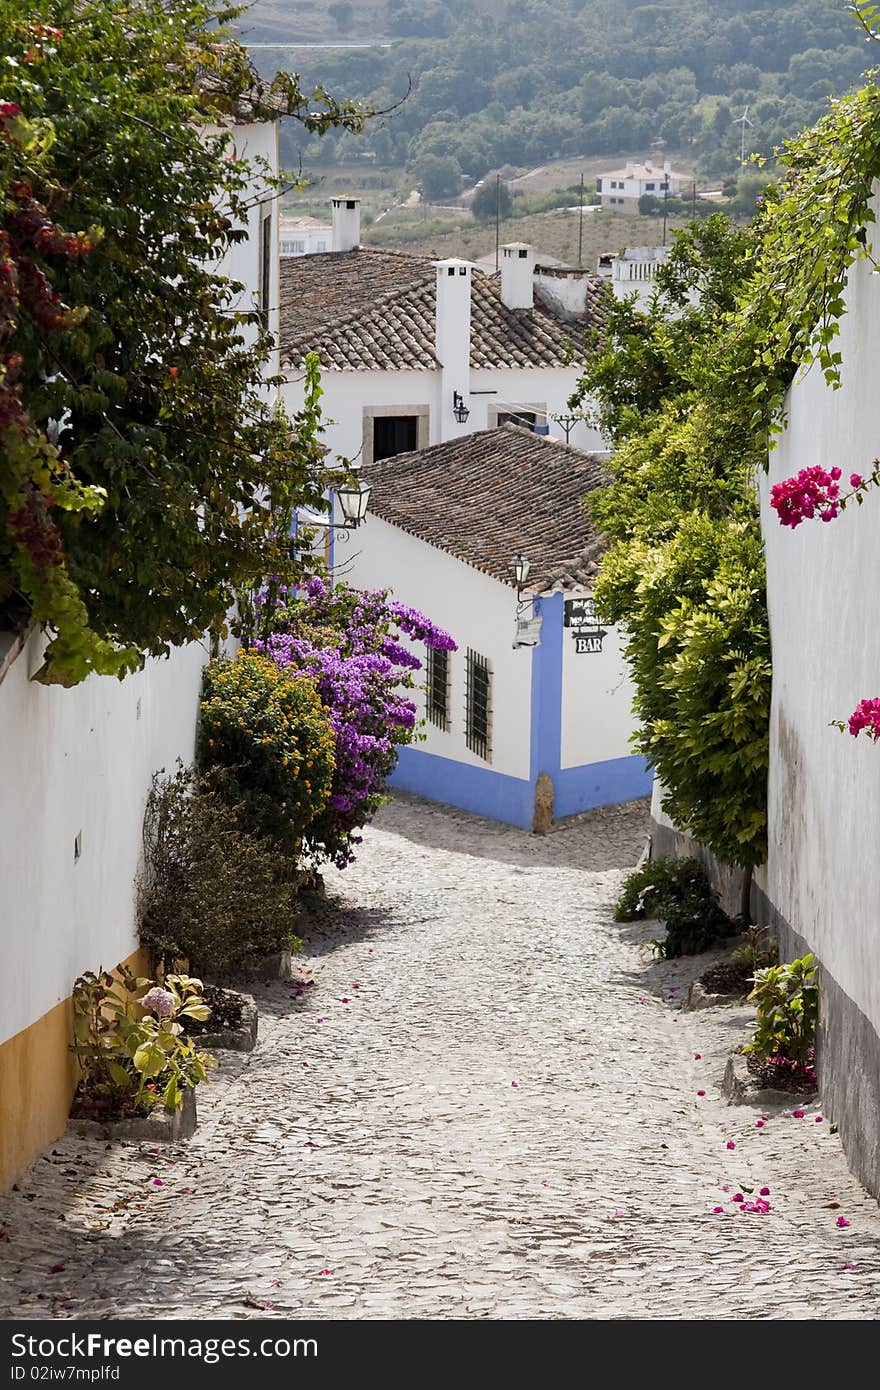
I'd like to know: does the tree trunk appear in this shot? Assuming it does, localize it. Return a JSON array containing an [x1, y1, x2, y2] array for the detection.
[[740, 864, 754, 926]]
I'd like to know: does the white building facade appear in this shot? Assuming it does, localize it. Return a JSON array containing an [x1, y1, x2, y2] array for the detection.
[[344, 427, 650, 829], [596, 160, 684, 208], [280, 214, 332, 257], [279, 202, 610, 469]]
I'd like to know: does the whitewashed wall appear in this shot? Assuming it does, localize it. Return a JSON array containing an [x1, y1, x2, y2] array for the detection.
[[762, 190, 880, 1040], [282, 362, 605, 466], [0, 635, 209, 1046], [560, 608, 636, 769], [345, 513, 532, 779], [206, 119, 280, 375]]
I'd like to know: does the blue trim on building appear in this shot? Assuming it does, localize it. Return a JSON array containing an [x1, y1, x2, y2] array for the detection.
[[389, 745, 651, 829], [554, 754, 653, 818], [529, 593, 563, 783], [389, 746, 535, 829]]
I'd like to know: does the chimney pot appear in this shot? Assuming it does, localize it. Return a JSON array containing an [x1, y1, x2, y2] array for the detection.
[[500, 243, 535, 310], [331, 196, 361, 252]]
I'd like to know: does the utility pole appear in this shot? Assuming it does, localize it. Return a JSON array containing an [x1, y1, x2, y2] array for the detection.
[[691, 180, 696, 219], [495, 173, 501, 273], [662, 180, 669, 247], [577, 172, 584, 269]]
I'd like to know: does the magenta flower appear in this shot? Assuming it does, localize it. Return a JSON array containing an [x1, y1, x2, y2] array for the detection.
[[756, 1120, 765, 1128], [792, 1109, 805, 1119], [697, 1090, 706, 1097], [726, 1140, 736, 1150], [760, 1186, 770, 1196], [836, 1216, 851, 1229], [815, 1115, 823, 1123], [847, 698, 880, 740], [770, 464, 842, 528], [732, 1193, 744, 1203], [850, 473, 863, 488], [712, 1205, 724, 1214]]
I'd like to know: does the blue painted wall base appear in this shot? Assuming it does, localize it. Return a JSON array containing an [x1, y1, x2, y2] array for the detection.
[[389, 745, 652, 829], [389, 746, 535, 829]]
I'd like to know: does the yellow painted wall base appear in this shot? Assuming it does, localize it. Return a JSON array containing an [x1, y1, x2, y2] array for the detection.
[[0, 947, 150, 1192]]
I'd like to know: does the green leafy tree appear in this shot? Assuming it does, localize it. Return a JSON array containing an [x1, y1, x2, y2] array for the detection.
[[471, 178, 513, 222], [573, 215, 771, 893], [411, 151, 462, 200], [0, 1, 367, 685]]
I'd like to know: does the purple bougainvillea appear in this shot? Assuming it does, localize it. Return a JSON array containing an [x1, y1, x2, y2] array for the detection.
[[249, 579, 456, 868]]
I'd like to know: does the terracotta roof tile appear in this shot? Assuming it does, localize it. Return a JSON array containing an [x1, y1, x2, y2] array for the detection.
[[363, 424, 607, 593], [279, 247, 608, 373]]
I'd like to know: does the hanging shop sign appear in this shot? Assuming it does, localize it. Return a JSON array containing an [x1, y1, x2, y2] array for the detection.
[[564, 596, 606, 654]]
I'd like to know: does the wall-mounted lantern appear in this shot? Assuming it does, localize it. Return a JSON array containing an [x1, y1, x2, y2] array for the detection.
[[452, 391, 470, 424]]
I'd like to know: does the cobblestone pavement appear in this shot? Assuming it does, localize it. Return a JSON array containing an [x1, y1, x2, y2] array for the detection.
[[3, 792, 880, 1320]]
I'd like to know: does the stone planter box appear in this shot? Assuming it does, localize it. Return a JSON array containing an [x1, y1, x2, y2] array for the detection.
[[688, 979, 744, 1010], [68, 1085, 197, 1142], [193, 993, 258, 1053], [722, 1053, 816, 1108], [237, 949, 293, 983]]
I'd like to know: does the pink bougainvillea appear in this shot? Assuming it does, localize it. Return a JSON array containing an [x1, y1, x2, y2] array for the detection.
[[770, 465, 842, 527]]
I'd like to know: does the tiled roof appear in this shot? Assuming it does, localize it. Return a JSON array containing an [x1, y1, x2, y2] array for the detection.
[[279, 247, 608, 373], [363, 424, 607, 593]]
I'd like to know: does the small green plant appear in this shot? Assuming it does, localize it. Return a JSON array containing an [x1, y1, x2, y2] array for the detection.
[[70, 968, 216, 1117], [744, 954, 818, 1069], [139, 766, 303, 979], [618, 856, 733, 959], [731, 924, 777, 973]]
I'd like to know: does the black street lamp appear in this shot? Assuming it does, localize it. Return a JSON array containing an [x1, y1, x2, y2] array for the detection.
[[452, 390, 470, 424]]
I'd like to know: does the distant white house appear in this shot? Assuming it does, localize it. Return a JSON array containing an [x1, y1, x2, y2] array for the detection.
[[343, 424, 650, 829], [278, 198, 611, 466], [596, 159, 684, 208], [279, 213, 332, 257], [596, 245, 670, 307]]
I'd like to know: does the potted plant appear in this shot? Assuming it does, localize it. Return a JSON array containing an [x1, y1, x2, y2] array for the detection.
[[68, 967, 216, 1140]]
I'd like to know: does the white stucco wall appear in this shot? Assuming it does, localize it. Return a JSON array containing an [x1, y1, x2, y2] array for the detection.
[[0, 635, 209, 1045], [344, 513, 532, 779], [761, 188, 880, 1037], [282, 363, 605, 465], [560, 600, 637, 769], [206, 119, 280, 376]]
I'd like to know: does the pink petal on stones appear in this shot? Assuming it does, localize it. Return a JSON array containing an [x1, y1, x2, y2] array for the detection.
[[792, 1109, 805, 1119], [732, 1193, 744, 1203], [712, 1206, 724, 1214], [694, 1053, 702, 1060], [836, 1216, 851, 1229], [726, 1140, 736, 1150], [697, 1090, 706, 1097], [760, 1187, 770, 1196], [756, 1120, 765, 1128]]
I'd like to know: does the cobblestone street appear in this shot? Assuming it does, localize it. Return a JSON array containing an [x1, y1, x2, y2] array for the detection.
[[2, 793, 880, 1320]]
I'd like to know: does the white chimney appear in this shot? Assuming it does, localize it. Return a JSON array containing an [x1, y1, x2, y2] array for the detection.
[[500, 243, 535, 311], [434, 258, 472, 437], [625, 160, 636, 177], [331, 196, 360, 252]]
